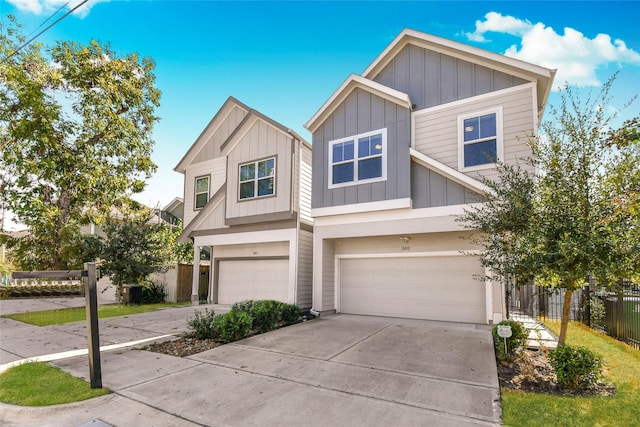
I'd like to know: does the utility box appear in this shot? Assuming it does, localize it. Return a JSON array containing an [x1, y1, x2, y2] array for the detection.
[[122, 285, 142, 304]]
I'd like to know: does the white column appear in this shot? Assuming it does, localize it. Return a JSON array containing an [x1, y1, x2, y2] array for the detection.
[[192, 246, 201, 305]]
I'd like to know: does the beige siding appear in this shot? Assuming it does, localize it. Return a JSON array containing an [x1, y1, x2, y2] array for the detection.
[[183, 156, 226, 227], [322, 239, 335, 310], [413, 84, 535, 182], [197, 197, 228, 231], [299, 146, 313, 225], [193, 105, 248, 163], [212, 241, 289, 259], [296, 229, 313, 308], [335, 231, 478, 256], [225, 118, 293, 220]]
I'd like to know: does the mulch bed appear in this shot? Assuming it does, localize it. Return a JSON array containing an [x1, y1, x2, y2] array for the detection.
[[144, 336, 221, 357], [497, 348, 616, 397]]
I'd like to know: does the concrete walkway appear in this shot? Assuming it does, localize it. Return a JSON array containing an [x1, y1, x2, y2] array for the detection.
[[0, 298, 501, 426]]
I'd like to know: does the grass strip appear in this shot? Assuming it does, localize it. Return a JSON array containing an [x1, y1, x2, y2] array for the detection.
[[2, 302, 190, 326], [0, 362, 109, 406], [501, 321, 640, 427]]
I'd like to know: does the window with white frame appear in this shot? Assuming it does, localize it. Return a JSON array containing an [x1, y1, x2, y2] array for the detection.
[[459, 107, 503, 170], [194, 175, 209, 209], [239, 157, 276, 200], [329, 128, 387, 188]]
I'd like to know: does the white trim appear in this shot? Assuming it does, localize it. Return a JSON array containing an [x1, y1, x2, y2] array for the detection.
[[328, 128, 387, 189], [193, 228, 296, 247], [485, 267, 493, 325], [457, 106, 504, 172], [313, 202, 482, 228], [305, 74, 411, 133], [412, 82, 535, 117], [311, 197, 411, 218], [410, 148, 489, 194]]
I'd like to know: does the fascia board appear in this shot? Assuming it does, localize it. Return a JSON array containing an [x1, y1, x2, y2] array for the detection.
[[409, 148, 491, 195], [174, 97, 251, 173], [305, 74, 411, 133]]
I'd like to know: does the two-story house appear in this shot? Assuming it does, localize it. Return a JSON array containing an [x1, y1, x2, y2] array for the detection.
[[305, 29, 555, 323], [175, 97, 313, 307]]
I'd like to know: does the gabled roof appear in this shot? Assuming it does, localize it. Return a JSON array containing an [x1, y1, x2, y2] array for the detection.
[[362, 29, 556, 120], [305, 74, 412, 133], [220, 108, 309, 153], [163, 197, 183, 212], [174, 96, 252, 173]]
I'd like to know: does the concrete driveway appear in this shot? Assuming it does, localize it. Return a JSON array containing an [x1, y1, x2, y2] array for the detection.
[[2, 302, 500, 426]]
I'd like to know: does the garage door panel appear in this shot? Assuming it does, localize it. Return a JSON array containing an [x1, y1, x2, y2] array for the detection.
[[218, 259, 288, 305], [339, 256, 485, 323]]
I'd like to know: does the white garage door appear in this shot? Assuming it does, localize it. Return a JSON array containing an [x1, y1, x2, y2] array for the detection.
[[339, 256, 486, 323], [218, 259, 289, 305]]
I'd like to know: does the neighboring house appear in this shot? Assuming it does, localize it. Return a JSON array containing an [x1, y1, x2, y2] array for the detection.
[[305, 29, 555, 323], [175, 97, 313, 307]]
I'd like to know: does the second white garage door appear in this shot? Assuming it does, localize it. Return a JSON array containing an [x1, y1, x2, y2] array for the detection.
[[339, 256, 486, 323], [218, 259, 289, 305]]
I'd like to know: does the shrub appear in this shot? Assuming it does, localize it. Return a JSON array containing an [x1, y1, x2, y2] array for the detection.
[[549, 345, 603, 390], [252, 300, 280, 333], [493, 320, 528, 361], [231, 300, 256, 315], [277, 302, 301, 325], [214, 310, 253, 343], [186, 309, 217, 339], [589, 297, 605, 327], [141, 282, 167, 304]]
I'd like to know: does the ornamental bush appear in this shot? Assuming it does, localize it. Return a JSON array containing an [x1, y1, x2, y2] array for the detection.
[[141, 281, 167, 304], [186, 309, 217, 339], [549, 345, 603, 390], [214, 310, 253, 343], [493, 320, 528, 361], [277, 302, 301, 325], [252, 300, 280, 333]]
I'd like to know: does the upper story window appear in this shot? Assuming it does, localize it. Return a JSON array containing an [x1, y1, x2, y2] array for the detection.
[[458, 107, 503, 171], [239, 157, 276, 200], [194, 175, 209, 209], [329, 128, 387, 188]]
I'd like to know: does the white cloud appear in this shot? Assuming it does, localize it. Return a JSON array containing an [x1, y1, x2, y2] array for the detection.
[[7, 0, 107, 19], [465, 12, 640, 88]]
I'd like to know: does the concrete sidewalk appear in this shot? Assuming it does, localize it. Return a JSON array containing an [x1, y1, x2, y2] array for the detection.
[[0, 299, 501, 426]]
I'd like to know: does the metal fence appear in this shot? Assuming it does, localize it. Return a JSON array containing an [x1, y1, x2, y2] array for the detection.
[[507, 280, 640, 350]]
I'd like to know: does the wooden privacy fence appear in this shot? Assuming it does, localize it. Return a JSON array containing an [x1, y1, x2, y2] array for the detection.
[[12, 263, 102, 388]]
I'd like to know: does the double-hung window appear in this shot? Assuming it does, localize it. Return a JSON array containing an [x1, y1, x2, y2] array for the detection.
[[459, 107, 503, 171], [329, 128, 386, 188], [194, 176, 209, 209], [239, 157, 276, 200]]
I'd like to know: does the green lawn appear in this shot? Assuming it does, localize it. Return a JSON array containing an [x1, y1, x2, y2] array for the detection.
[[502, 321, 640, 427], [1, 302, 190, 326], [0, 362, 110, 406]]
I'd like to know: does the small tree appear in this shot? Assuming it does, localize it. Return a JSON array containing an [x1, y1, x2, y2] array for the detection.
[[99, 204, 175, 299], [460, 76, 639, 345]]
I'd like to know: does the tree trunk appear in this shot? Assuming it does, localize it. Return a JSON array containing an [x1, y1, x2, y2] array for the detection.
[[558, 288, 574, 346]]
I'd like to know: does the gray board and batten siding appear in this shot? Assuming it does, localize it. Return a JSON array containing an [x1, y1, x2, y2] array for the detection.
[[371, 44, 529, 111], [410, 161, 484, 209], [312, 88, 411, 209]]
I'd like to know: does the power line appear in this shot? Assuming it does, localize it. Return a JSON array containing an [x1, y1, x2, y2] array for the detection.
[[24, 1, 73, 41], [1, 0, 89, 64]]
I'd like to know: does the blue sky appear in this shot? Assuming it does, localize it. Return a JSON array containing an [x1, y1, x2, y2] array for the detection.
[[2, 0, 639, 211]]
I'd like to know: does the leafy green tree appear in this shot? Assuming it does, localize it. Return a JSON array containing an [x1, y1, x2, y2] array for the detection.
[[0, 16, 160, 270], [460, 77, 639, 345], [99, 205, 174, 297]]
